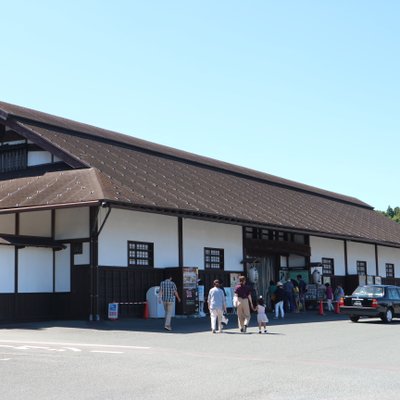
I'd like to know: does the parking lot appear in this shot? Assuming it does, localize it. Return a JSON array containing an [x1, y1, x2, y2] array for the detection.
[[1, 311, 400, 400]]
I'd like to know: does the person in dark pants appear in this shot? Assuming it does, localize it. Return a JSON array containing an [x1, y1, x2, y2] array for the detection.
[[284, 278, 295, 312], [267, 280, 277, 312], [273, 282, 285, 319], [297, 274, 307, 311]]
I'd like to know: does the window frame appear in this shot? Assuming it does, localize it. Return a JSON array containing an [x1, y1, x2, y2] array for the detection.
[[388, 287, 400, 300], [356, 261, 367, 276], [204, 247, 224, 270], [385, 263, 395, 278], [321, 257, 334, 276], [0, 143, 28, 173], [127, 240, 154, 268]]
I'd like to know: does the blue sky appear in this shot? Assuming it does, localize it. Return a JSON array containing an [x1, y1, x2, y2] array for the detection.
[[2, 1, 399, 211]]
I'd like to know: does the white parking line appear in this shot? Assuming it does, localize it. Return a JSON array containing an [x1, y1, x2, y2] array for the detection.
[[0, 358, 11, 361], [91, 351, 124, 354], [0, 340, 150, 350]]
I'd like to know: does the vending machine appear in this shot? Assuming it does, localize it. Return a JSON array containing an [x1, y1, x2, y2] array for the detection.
[[164, 267, 198, 315]]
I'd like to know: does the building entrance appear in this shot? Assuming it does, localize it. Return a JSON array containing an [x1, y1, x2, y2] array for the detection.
[[246, 256, 276, 305]]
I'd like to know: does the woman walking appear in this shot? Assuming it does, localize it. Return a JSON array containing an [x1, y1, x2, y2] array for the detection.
[[234, 276, 254, 333]]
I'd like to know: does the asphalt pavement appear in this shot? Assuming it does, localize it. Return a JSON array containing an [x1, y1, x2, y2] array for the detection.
[[1, 310, 399, 400]]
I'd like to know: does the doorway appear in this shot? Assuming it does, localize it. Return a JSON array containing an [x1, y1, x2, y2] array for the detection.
[[247, 256, 276, 302]]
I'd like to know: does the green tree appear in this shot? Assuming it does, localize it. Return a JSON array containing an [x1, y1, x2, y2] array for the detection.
[[380, 206, 400, 223]]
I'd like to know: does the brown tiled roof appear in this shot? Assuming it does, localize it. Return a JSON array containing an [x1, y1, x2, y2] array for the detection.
[[0, 167, 103, 209], [1, 101, 400, 247], [0, 101, 371, 208]]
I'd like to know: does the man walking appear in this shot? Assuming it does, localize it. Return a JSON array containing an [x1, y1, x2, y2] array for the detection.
[[207, 280, 227, 333], [159, 275, 181, 331]]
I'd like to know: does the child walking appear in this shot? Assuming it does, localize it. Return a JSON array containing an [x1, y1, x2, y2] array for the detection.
[[255, 297, 269, 334]]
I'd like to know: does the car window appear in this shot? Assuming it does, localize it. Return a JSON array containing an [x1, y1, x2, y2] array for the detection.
[[388, 288, 400, 300], [352, 286, 384, 297]]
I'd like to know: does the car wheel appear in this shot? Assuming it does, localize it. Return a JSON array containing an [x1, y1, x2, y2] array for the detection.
[[381, 308, 393, 323], [350, 315, 359, 323]]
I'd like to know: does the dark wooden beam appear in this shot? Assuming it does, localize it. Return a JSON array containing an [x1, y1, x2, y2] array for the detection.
[[178, 217, 183, 267], [244, 238, 311, 257]]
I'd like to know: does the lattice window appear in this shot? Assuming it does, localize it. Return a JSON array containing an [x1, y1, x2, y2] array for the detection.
[[386, 263, 394, 278], [0, 146, 27, 172], [357, 261, 367, 275], [244, 227, 269, 240], [204, 247, 224, 270], [322, 258, 334, 276], [128, 241, 154, 267]]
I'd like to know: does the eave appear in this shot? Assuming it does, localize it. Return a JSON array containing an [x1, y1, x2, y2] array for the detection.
[[0, 234, 67, 250]]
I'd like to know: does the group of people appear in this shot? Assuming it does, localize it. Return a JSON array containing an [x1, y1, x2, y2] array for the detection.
[[158, 274, 345, 333], [208, 276, 269, 334], [326, 282, 345, 311], [268, 277, 345, 317], [267, 275, 308, 319], [158, 274, 268, 334]]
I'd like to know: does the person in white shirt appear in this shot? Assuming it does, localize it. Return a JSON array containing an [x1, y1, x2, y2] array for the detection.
[[207, 280, 227, 333]]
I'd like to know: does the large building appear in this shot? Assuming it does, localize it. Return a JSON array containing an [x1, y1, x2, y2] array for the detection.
[[1, 101, 399, 321]]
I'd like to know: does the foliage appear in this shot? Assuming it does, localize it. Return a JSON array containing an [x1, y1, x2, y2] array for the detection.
[[380, 206, 400, 223]]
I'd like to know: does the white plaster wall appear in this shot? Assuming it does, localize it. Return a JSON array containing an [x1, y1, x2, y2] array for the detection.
[[55, 245, 70, 292], [28, 151, 52, 166], [0, 246, 15, 293], [55, 207, 90, 240], [0, 214, 15, 234], [20, 211, 52, 237], [347, 241, 376, 275], [98, 209, 179, 267], [310, 236, 346, 275], [377, 246, 400, 278], [18, 247, 53, 293], [74, 242, 90, 265], [182, 219, 243, 271]]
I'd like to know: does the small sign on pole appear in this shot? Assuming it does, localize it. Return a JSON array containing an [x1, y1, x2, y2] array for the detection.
[[108, 302, 119, 320]]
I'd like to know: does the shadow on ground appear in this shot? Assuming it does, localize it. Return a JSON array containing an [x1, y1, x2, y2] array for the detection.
[[0, 311, 352, 333]]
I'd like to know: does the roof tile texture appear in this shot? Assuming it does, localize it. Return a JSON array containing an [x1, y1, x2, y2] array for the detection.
[[0, 101, 399, 246]]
